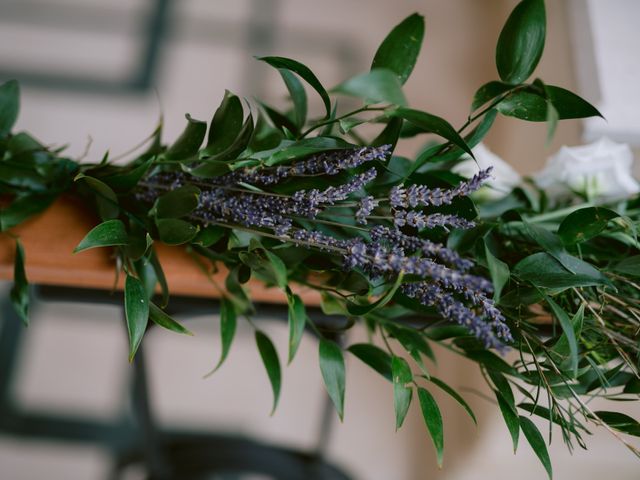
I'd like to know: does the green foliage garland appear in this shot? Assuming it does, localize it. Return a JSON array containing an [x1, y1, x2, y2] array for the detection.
[[1, 1, 639, 475]]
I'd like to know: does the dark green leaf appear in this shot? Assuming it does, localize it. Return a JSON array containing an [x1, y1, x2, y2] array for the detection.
[[371, 13, 425, 84], [319, 338, 346, 421], [513, 252, 609, 289], [546, 85, 602, 120], [412, 109, 497, 171], [287, 291, 307, 364], [372, 117, 402, 149], [388, 107, 473, 157], [258, 56, 331, 117], [557, 207, 619, 245], [134, 255, 157, 299], [521, 222, 579, 273], [552, 304, 584, 367], [76, 175, 120, 220], [156, 218, 198, 245], [595, 411, 640, 437], [101, 158, 153, 192], [149, 302, 192, 335], [392, 356, 413, 430], [519, 415, 553, 479], [546, 100, 559, 143], [207, 90, 244, 152], [429, 377, 476, 424], [149, 249, 169, 308], [279, 69, 307, 129], [203, 112, 254, 162], [7, 131, 42, 154], [518, 403, 583, 434], [423, 325, 470, 341], [74, 219, 128, 253], [497, 90, 548, 121], [347, 344, 392, 381], [255, 330, 281, 415], [489, 370, 516, 407], [333, 69, 407, 106], [205, 298, 237, 376], [484, 241, 509, 302], [386, 324, 435, 363], [545, 296, 579, 376], [165, 114, 207, 160], [417, 387, 444, 467], [496, 0, 546, 84], [187, 160, 230, 178], [264, 251, 287, 289], [624, 377, 640, 394], [9, 238, 29, 325], [125, 275, 149, 361], [153, 184, 200, 219], [498, 86, 602, 122], [472, 81, 514, 112], [489, 370, 519, 451], [260, 102, 299, 136], [0, 79, 19, 135], [498, 395, 521, 452], [193, 225, 226, 247]]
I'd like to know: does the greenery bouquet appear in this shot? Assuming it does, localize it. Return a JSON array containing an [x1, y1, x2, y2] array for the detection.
[[1, 0, 639, 476]]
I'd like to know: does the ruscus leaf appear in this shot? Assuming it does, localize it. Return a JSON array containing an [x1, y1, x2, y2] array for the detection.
[[165, 114, 207, 160], [74, 219, 128, 253], [347, 344, 393, 381], [205, 298, 237, 376], [519, 415, 553, 479], [319, 338, 346, 421], [149, 302, 192, 336], [256, 330, 281, 415], [287, 291, 307, 364], [371, 13, 425, 84], [496, 0, 546, 84], [0, 79, 19, 135], [388, 107, 474, 158], [10, 238, 29, 325], [258, 56, 331, 117], [125, 275, 149, 361], [392, 356, 413, 430], [417, 387, 444, 468]]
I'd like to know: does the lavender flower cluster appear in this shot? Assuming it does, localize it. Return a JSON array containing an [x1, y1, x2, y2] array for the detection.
[[219, 144, 390, 186], [136, 147, 510, 349]]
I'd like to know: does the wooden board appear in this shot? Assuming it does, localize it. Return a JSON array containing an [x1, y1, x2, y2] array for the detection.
[[0, 196, 321, 305]]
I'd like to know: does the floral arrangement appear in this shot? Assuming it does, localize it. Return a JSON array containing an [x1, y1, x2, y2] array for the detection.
[[1, 0, 639, 476]]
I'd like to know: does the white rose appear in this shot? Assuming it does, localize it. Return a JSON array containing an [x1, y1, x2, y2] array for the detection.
[[534, 137, 639, 200], [454, 143, 522, 201]]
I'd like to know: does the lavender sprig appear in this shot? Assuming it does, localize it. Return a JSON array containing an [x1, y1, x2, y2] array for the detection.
[[390, 167, 493, 208], [135, 150, 510, 350], [215, 144, 390, 186]]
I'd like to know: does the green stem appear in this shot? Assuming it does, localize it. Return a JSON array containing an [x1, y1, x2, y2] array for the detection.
[[299, 105, 388, 138]]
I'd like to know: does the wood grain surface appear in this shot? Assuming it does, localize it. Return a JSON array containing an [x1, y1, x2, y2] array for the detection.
[[0, 196, 321, 305]]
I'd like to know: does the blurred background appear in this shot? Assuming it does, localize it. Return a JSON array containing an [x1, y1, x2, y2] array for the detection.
[[0, 0, 639, 478]]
